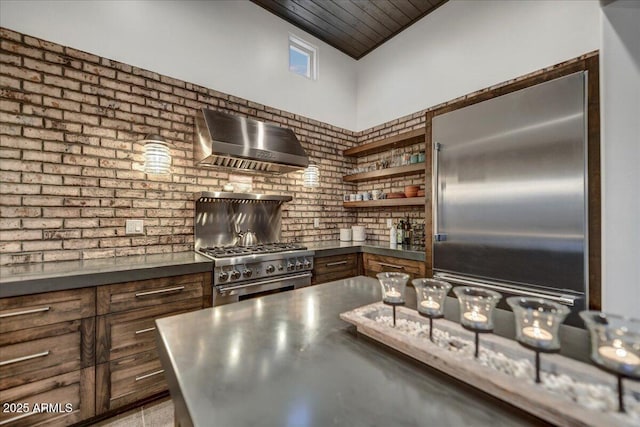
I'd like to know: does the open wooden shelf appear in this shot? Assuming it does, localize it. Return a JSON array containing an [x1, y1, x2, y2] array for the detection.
[[343, 128, 425, 157], [343, 162, 425, 182], [343, 197, 425, 208]]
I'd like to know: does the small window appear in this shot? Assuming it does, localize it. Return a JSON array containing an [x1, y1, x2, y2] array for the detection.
[[289, 34, 317, 80]]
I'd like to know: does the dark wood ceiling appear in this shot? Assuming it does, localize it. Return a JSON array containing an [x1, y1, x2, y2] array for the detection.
[[250, 0, 448, 60]]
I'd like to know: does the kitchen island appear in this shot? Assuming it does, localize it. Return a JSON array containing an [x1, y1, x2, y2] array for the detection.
[[155, 276, 547, 427]]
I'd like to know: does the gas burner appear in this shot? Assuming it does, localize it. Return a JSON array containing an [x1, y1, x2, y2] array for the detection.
[[198, 243, 307, 258]]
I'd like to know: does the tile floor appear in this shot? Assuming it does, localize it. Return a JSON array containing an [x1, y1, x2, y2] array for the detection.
[[91, 397, 174, 427]]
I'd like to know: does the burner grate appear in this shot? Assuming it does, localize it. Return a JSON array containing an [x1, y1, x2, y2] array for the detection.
[[199, 243, 307, 258]]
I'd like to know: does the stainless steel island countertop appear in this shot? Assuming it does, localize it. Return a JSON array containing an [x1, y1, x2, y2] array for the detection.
[[155, 276, 545, 427]]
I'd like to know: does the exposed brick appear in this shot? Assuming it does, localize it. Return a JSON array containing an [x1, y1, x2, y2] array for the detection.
[[0, 75, 21, 89], [1, 63, 41, 82], [1, 40, 42, 59], [43, 74, 81, 90]]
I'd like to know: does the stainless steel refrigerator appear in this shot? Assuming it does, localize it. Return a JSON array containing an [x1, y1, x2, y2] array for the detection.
[[432, 72, 588, 325]]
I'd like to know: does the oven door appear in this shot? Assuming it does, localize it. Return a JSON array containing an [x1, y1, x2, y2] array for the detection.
[[213, 272, 312, 306]]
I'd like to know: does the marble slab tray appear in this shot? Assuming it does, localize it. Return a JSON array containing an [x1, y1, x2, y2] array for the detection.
[[340, 302, 639, 427]]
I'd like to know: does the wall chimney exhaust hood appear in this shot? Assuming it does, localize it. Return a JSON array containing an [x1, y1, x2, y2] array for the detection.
[[194, 108, 309, 174]]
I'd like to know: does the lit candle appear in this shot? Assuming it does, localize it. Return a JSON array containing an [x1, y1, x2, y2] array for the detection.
[[522, 326, 553, 341], [420, 300, 440, 310], [386, 290, 401, 298], [463, 310, 488, 323], [598, 345, 640, 366]]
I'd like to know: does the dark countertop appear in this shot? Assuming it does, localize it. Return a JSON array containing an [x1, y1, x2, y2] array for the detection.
[[0, 252, 212, 298], [155, 276, 544, 427], [306, 240, 425, 261]]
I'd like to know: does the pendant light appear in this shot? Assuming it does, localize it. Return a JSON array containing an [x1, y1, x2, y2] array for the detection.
[[142, 134, 171, 174], [303, 163, 319, 187]]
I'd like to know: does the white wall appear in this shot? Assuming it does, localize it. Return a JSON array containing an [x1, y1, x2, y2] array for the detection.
[[0, 0, 358, 130], [356, 0, 601, 131], [600, 0, 640, 318]]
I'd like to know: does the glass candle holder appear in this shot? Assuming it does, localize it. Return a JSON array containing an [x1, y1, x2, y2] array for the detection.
[[412, 278, 451, 342], [580, 311, 640, 413], [377, 272, 409, 327], [507, 297, 569, 384], [507, 297, 569, 351], [453, 286, 501, 358], [412, 278, 451, 317], [453, 286, 501, 332], [377, 272, 409, 305]]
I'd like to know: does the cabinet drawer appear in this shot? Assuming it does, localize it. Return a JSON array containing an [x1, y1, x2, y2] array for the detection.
[[97, 273, 205, 315], [96, 298, 202, 363], [364, 253, 426, 279], [0, 368, 94, 427], [96, 350, 166, 413], [0, 288, 95, 333], [0, 319, 94, 390], [314, 254, 358, 275]]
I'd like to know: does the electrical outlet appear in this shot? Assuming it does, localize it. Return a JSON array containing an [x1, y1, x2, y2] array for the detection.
[[314, 218, 320, 228], [125, 220, 144, 235], [386, 219, 393, 228]]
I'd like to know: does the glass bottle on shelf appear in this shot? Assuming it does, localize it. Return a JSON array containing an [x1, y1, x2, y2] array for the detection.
[[404, 216, 412, 246], [397, 220, 404, 244]]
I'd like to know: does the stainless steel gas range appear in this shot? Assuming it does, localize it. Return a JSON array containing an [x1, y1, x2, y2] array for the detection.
[[198, 243, 314, 305], [194, 192, 314, 306]]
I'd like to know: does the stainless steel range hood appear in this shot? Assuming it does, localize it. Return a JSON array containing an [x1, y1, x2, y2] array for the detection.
[[194, 108, 309, 174]]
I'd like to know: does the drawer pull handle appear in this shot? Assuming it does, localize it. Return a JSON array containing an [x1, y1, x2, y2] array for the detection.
[[135, 369, 165, 381], [326, 261, 348, 267], [0, 306, 50, 318], [135, 286, 185, 297], [0, 350, 50, 366], [135, 326, 157, 335], [0, 411, 38, 426], [377, 262, 405, 270]]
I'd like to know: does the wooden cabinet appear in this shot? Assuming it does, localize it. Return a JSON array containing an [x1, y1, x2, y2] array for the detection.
[[95, 272, 209, 414], [363, 253, 426, 280], [0, 368, 94, 427], [312, 253, 360, 285], [0, 288, 95, 426], [0, 271, 211, 424]]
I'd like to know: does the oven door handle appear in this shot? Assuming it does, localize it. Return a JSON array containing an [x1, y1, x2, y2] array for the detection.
[[219, 273, 312, 292]]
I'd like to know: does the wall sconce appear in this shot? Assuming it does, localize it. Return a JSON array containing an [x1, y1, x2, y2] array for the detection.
[[303, 163, 319, 187], [142, 134, 171, 174]]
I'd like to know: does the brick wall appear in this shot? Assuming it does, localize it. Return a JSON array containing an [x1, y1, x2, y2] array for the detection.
[[0, 27, 361, 265], [1, 27, 596, 265]]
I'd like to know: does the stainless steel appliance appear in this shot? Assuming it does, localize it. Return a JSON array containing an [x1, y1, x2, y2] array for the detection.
[[194, 108, 309, 174], [195, 192, 314, 305], [431, 72, 588, 325]]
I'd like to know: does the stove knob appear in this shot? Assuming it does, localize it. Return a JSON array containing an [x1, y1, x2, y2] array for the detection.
[[265, 265, 275, 274], [277, 264, 284, 271], [230, 270, 241, 280], [243, 269, 253, 278], [295, 261, 303, 270], [218, 271, 229, 281], [303, 260, 311, 269], [287, 262, 294, 271]]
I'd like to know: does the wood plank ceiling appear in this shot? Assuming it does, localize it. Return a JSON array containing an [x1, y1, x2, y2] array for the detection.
[[250, 0, 448, 60]]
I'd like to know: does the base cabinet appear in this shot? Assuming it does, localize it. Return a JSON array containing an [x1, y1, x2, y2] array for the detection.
[[363, 253, 426, 280], [0, 271, 211, 425], [0, 288, 96, 427], [95, 272, 209, 415], [312, 253, 360, 285]]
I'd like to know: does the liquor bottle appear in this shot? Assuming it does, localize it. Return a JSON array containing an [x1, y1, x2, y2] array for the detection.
[[397, 220, 404, 245], [404, 217, 412, 246]]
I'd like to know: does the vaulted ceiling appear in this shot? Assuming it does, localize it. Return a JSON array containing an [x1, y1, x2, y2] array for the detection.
[[251, 0, 448, 60]]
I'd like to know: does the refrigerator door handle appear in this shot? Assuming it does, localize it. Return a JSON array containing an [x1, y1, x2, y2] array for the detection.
[[432, 142, 444, 242], [434, 273, 579, 306]]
